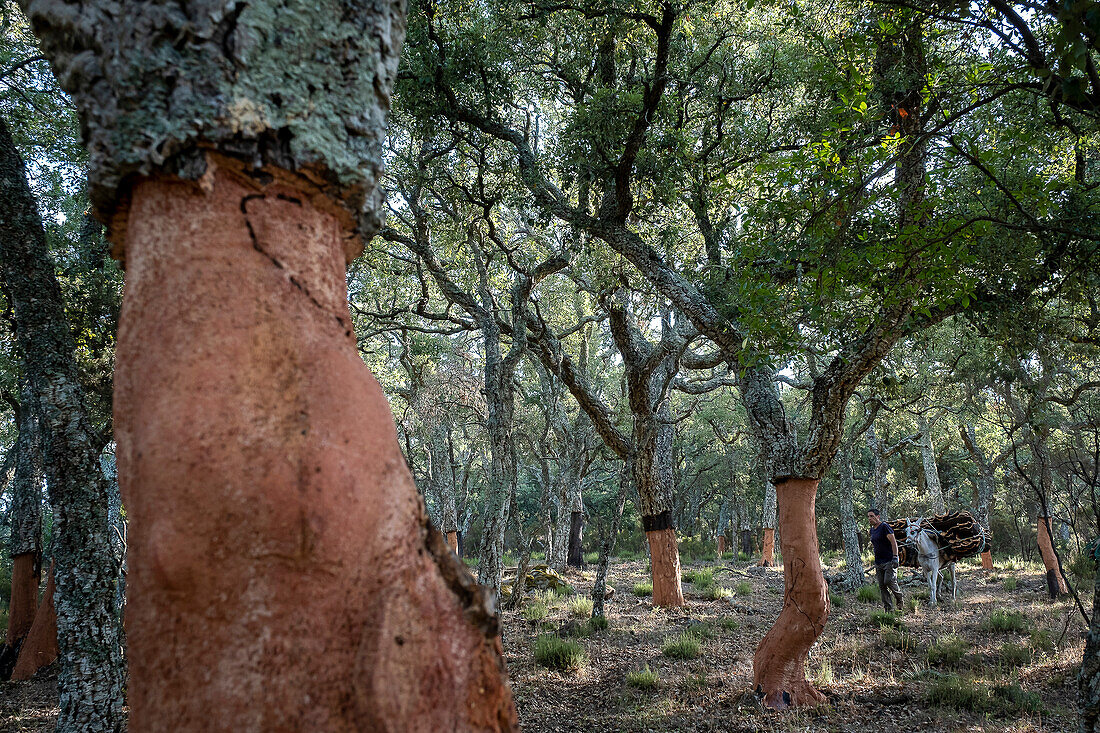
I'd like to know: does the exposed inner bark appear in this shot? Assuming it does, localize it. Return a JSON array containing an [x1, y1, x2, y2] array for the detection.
[[717, 535, 727, 555], [1036, 515, 1067, 598], [759, 528, 775, 568], [447, 531, 460, 555], [752, 478, 828, 710], [645, 527, 684, 607], [11, 563, 56, 681], [5, 553, 39, 646], [980, 550, 993, 570], [114, 164, 516, 730]]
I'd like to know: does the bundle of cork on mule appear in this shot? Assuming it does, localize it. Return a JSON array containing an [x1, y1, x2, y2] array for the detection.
[[889, 510, 991, 568]]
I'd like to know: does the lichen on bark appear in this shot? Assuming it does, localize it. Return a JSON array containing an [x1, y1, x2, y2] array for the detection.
[[18, 0, 406, 253]]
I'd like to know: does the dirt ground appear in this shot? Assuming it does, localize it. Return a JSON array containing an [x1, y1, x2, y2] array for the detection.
[[0, 555, 1086, 732], [503, 555, 1086, 733]]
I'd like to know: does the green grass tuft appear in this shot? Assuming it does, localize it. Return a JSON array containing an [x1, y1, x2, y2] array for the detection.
[[981, 609, 1027, 633], [857, 585, 880, 603], [707, 585, 732, 600], [522, 600, 549, 622], [661, 629, 703, 659], [829, 592, 847, 608], [566, 596, 594, 617], [626, 665, 659, 690], [533, 635, 587, 672], [1002, 576, 1018, 591], [927, 634, 970, 667], [734, 581, 752, 596], [926, 674, 989, 711], [999, 642, 1032, 667], [992, 683, 1044, 713], [632, 581, 653, 597], [588, 615, 609, 631], [880, 626, 915, 650], [583, 551, 600, 564], [719, 617, 740, 631], [869, 610, 904, 628], [1030, 629, 1056, 656]]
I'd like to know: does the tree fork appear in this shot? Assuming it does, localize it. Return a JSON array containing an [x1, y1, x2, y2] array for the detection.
[[752, 478, 828, 710]]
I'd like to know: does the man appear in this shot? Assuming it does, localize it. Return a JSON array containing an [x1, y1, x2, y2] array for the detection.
[[868, 509, 903, 612]]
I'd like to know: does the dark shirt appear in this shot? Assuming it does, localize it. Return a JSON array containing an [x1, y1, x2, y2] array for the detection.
[[870, 522, 896, 564]]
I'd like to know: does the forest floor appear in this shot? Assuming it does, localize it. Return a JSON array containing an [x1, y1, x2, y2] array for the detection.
[[0, 554, 1086, 731], [503, 553, 1086, 733]]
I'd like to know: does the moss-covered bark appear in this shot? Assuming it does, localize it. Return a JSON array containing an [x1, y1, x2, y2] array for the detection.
[[0, 116, 124, 731]]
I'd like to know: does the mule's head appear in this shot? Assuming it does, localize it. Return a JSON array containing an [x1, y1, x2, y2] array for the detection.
[[904, 516, 924, 542]]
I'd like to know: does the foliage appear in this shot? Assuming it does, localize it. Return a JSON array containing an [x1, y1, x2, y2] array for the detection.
[[632, 582, 653, 597], [927, 634, 970, 667], [981, 610, 1027, 634]]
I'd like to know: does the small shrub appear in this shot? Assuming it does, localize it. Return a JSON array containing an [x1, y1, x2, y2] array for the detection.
[[680, 673, 707, 691], [662, 630, 702, 659], [981, 609, 1027, 633], [905, 597, 921, 614], [567, 596, 594, 617], [737, 551, 751, 562], [502, 551, 516, 566], [583, 551, 599, 564], [926, 674, 989, 711], [999, 642, 1032, 667], [533, 635, 586, 671], [522, 601, 549, 622], [829, 592, 847, 609], [691, 568, 715, 588], [869, 610, 904, 628], [721, 551, 735, 560], [1030, 629, 1056, 656], [912, 587, 931, 601], [720, 617, 740, 631], [857, 585, 880, 604], [530, 551, 546, 562], [553, 584, 575, 598], [632, 582, 653, 597], [707, 585, 732, 600], [992, 683, 1044, 713], [588, 615, 610, 631], [881, 627, 915, 651], [735, 581, 752, 596], [626, 665, 659, 690], [464, 557, 480, 568], [1068, 552, 1097, 583], [927, 634, 970, 667], [813, 658, 835, 685], [1002, 577, 1019, 591]]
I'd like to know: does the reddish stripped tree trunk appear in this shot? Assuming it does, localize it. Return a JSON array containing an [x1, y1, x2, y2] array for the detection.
[[11, 563, 57, 681], [717, 536, 727, 555], [759, 529, 775, 568], [980, 550, 993, 570], [6, 554, 39, 646], [1036, 515, 1067, 598], [752, 478, 828, 709], [646, 527, 684, 607], [114, 166, 516, 730], [447, 532, 460, 555]]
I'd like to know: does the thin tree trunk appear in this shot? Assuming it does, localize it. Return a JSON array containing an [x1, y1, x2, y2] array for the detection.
[[6, 384, 43, 648], [752, 478, 828, 709], [918, 414, 945, 514], [592, 468, 630, 618], [760, 480, 777, 567], [960, 422, 996, 569], [0, 115, 125, 730], [1077, 566, 1100, 731], [1037, 513, 1068, 598], [837, 447, 864, 589]]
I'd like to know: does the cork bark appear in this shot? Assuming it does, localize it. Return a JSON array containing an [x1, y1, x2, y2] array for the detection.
[[114, 167, 516, 730], [1036, 515, 1067, 598]]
